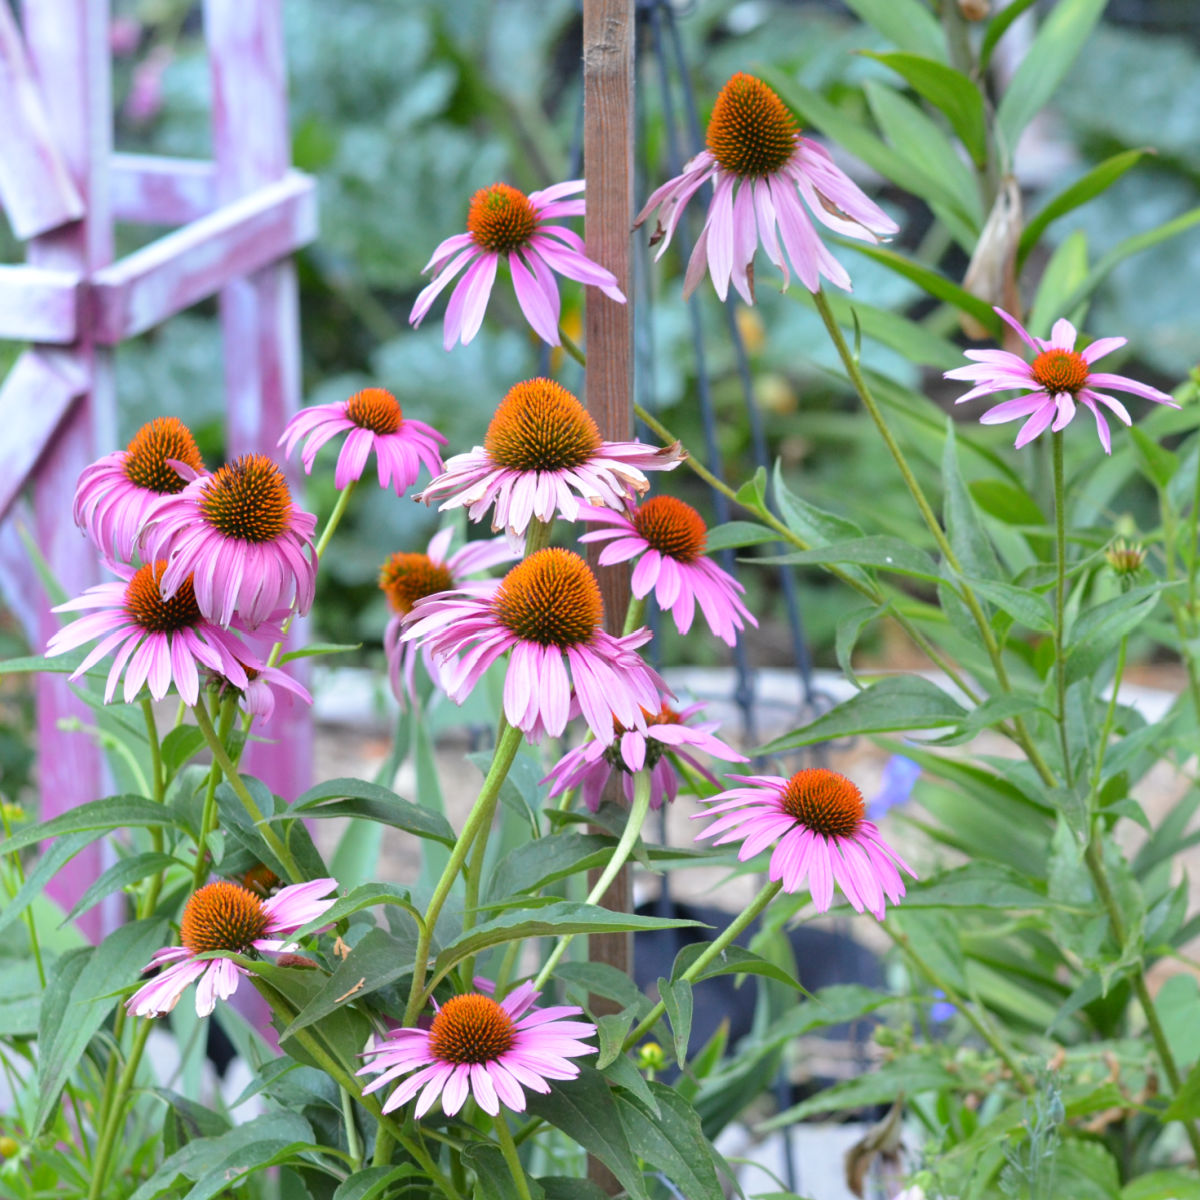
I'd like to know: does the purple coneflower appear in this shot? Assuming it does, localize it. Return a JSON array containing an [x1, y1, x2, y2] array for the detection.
[[410, 180, 625, 349], [45, 561, 260, 706], [636, 72, 898, 301], [222, 663, 312, 724], [944, 308, 1177, 453], [693, 768, 915, 920], [380, 527, 518, 705], [73, 416, 206, 566], [126, 879, 336, 1018], [417, 378, 684, 545], [278, 387, 446, 496], [542, 701, 746, 812], [579, 495, 756, 646], [140, 453, 317, 629], [402, 548, 666, 745], [359, 981, 595, 1117]]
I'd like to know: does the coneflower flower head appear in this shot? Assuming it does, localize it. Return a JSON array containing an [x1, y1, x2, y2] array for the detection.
[[359, 981, 596, 1118], [944, 308, 1178, 453], [636, 72, 898, 302], [45, 560, 263, 706], [380, 527, 518, 705], [410, 179, 625, 349], [542, 701, 746, 811], [694, 767, 915, 919], [140, 452, 317, 629], [126, 878, 336, 1018], [417, 378, 684, 544], [278, 387, 446, 496], [73, 416, 206, 565], [402, 548, 667, 744], [579, 495, 756, 645]]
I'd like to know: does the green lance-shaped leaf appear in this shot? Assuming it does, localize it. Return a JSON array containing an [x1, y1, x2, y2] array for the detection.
[[1, 794, 182, 857], [290, 776, 456, 846]]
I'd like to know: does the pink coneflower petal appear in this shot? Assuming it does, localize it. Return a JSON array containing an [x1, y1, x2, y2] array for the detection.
[[945, 307, 1179, 454], [360, 983, 595, 1118], [693, 768, 915, 920], [126, 879, 335, 1019], [416, 378, 684, 544], [637, 73, 895, 300], [409, 180, 625, 349]]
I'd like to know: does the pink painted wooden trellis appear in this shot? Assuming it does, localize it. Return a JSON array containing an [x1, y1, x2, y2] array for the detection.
[[0, 1, 316, 942]]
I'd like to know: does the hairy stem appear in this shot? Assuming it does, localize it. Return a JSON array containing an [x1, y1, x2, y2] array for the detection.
[[190, 698, 238, 891], [1052, 432, 1074, 785]]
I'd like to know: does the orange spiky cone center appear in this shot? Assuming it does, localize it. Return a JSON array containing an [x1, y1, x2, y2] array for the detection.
[[780, 768, 864, 838], [632, 495, 708, 563], [180, 881, 270, 954], [346, 388, 403, 435], [199, 454, 293, 543], [484, 378, 603, 472], [1030, 349, 1089, 396], [380, 552, 455, 616], [429, 993, 516, 1064], [706, 72, 798, 177], [122, 417, 204, 493], [493, 548, 602, 647], [124, 561, 202, 632], [467, 183, 539, 254]]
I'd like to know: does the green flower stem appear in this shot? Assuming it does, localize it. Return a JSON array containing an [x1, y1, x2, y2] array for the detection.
[[1082, 836, 1200, 1162], [340, 1085, 364, 1170], [1051, 432, 1074, 785], [621, 594, 646, 637], [0, 807, 43, 988], [523, 516, 554, 557], [87, 1016, 153, 1200], [623, 880, 783, 1052], [372, 1126, 395, 1168], [191, 700, 301, 882], [558, 326, 587, 367], [1089, 635, 1127, 803], [633, 402, 984, 708], [138, 700, 167, 917], [494, 1116, 536, 1200], [533, 772, 652, 992], [809, 294, 1059, 789], [885, 924, 1032, 1095], [190, 698, 238, 892], [404, 723, 526, 1025]]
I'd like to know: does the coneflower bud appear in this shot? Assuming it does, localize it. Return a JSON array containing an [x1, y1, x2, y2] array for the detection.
[[1105, 538, 1146, 584]]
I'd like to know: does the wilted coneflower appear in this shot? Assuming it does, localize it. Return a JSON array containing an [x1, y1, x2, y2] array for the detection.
[[578, 496, 756, 646], [417, 378, 683, 544], [542, 701, 746, 812], [635, 72, 898, 302], [402, 548, 666, 744], [410, 180, 625, 349], [126, 878, 336, 1018], [278, 387, 446, 496], [693, 768, 915, 920], [45, 561, 260, 706], [944, 308, 1178, 453], [140, 453, 317, 629], [380, 527, 518, 706], [73, 416, 206, 566], [359, 982, 596, 1117]]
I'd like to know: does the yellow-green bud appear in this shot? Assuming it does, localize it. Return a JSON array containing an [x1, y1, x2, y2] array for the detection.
[[0, 1136, 18, 1158], [636, 1042, 666, 1072], [1105, 538, 1146, 581]]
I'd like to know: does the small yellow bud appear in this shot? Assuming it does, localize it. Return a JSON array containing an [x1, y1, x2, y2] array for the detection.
[[1105, 538, 1146, 579], [0, 1136, 18, 1158], [636, 1041, 666, 1072]]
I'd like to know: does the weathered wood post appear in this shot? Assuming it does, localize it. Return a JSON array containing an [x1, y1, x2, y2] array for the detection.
[[582, 0, 636, 1191]]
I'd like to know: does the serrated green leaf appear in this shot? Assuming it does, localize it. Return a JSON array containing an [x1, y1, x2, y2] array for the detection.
[[658, 978, 693, 1067], [757, 675, 966, 754], [902, 863, 1049, 908], [616, 1083, 725, 1200]]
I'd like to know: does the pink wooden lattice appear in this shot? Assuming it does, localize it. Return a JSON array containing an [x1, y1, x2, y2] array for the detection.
[[0, 1, 316, 944]]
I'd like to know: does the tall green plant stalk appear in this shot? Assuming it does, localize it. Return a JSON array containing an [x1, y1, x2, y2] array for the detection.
[[404, 723, 525, 1025], [191, 697, 238, 891], [1051, 433, 1074, 785]]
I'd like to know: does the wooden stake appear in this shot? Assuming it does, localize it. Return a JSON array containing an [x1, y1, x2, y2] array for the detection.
[[582, 1, 636, 1190]]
